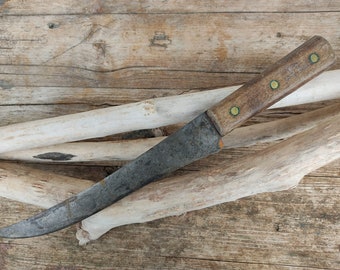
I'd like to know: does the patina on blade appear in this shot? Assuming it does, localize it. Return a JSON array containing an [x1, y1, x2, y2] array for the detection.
[[0, 113, 222, 238]]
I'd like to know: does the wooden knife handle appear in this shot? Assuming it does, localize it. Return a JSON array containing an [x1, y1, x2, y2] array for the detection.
[[206, 35, 336, 136]]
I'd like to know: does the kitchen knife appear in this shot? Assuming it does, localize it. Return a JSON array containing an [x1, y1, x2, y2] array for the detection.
[[0, 36, 335, 238]]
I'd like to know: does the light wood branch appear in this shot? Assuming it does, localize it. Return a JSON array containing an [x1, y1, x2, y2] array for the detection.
[[0, 70, 339, 154], [76, 112, 340, 244], [0, 109, 338, 244], [1, 103, 339, 163], [0, 162, 93, 208]]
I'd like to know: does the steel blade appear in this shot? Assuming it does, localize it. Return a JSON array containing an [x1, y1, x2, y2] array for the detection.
[[0, 113, 222, 238]]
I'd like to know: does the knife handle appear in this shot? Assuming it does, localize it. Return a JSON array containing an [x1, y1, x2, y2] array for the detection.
[[206, 35, 336, 136]]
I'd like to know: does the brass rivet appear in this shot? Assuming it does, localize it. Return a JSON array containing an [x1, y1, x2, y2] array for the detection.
[[270, 80, 280, 90], [309, 53, 319, 64], [229, 106, 240, 117]]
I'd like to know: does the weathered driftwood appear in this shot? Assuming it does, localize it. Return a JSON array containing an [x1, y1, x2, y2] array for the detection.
[[0, 162, 93, 208], [0, 111, 338, 244], [0, 70, 339, 154], [2, 102, 339, 163], [76, 112, 340, 244]]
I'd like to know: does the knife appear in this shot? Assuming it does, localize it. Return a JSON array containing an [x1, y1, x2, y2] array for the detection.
[[0, 36, 335, 238]]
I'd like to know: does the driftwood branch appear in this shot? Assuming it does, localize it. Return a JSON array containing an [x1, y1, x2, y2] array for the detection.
[[0, 103, 339, 163], [76, 112, 340, 244], [0, 70, 339, 154], [0, 162, 93, 208], [0, 109, 338, 244]]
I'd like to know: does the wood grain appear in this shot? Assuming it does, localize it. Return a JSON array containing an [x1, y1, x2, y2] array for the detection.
[[1, 0, 339, 15], [0, 0, 339, 269], [0, 12, 338, 101]]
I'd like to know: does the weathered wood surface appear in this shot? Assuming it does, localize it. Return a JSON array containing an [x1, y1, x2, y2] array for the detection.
[[0, 0, 339, 269], [0, 7, 339, 109], [2, 0, 340, 14]]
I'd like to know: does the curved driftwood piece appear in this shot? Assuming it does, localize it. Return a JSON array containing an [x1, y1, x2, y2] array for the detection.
[[2, 103, 339, 163], [76, 112, 340, 244], [0, 70, 339, 154]]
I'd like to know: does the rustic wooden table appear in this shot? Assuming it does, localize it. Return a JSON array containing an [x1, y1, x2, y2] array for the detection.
[[0, 1, 339, 269]]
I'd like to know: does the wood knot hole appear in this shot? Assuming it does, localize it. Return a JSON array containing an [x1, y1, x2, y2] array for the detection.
[[48, 22, 58, 29], [150, 31, 171, 48]]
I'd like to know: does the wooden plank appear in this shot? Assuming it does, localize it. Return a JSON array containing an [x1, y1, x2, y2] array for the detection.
[[0, 65, 253, 91], [0, 13, 338, 88], [0, 13, 338, 72], [0, 12, 338, 106], [0, 1, 338, 269], [1, 0, 339, 15]]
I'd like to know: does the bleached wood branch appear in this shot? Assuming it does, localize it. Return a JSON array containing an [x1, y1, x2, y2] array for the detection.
[[0, 109, 338, 244], [1, 102, 339, 163], [76, 112, 340, 244], [0, 162, 93, 208], [0, 70, 339, 154]]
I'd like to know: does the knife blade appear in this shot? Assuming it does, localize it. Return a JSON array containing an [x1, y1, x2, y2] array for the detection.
[[0, 36, 335, 238]]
